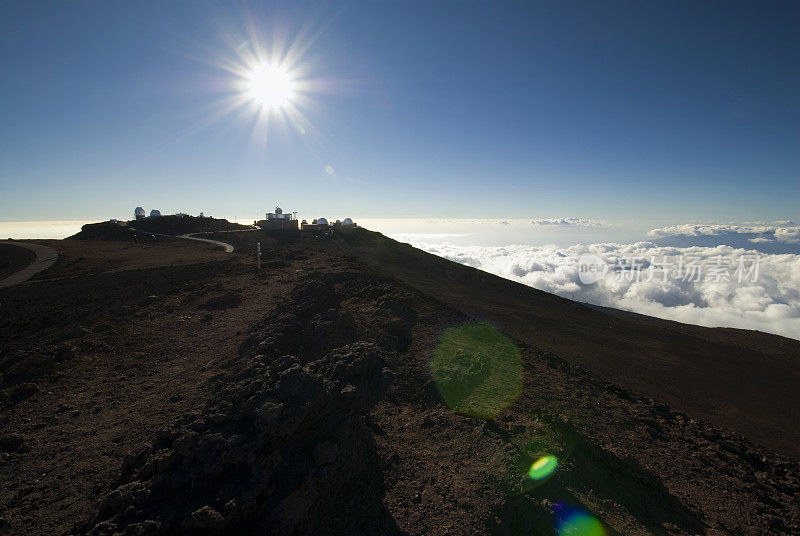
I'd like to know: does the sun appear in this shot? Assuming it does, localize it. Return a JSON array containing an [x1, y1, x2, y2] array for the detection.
[[245, 62, 296, 110], [211, 29, 320, 141]]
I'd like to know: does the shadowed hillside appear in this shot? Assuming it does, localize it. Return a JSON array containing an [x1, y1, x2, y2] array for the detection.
[[213, 227, 800, 459], [70, 216, 250, 241], [0, 228, 797, 535]]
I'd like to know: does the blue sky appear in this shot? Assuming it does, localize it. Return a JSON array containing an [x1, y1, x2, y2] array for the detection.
[[0, 1, 798, 222]]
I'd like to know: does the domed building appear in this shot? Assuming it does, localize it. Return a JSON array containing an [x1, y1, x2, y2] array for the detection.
[[134, 207, 146, 220], [256, 206, 299, 230], [301, 216, 333, 237]]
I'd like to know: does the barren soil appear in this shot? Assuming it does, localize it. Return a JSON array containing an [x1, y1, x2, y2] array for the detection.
[[1, 230, 798, 535]]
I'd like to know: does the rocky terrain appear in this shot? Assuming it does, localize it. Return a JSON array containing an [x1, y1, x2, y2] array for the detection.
[[1, 228, 798, 535]]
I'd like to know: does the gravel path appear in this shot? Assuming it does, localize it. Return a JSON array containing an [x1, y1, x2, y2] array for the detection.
[[0, 240, 58, 287], [178, 233, 235, 253]]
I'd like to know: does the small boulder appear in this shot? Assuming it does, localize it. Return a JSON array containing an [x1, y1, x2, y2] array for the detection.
[[184, 505, 223, 532]]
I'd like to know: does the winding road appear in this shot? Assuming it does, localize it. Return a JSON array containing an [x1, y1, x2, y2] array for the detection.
[[0, 240, 58, 287], [0, 232, 237, 288], [178, 233, 235, 253], [128, 226, 237, 254]]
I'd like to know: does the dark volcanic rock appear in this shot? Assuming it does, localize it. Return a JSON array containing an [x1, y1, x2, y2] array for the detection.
[[77, 276, 409, 536], [239, 278, 357, 362], [81, 345, 394, 535]]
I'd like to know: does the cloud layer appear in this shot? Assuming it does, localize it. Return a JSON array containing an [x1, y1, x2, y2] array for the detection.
[[649, 222, 800, 244], [530, 217, 606, 227], [400, 218, 607, 227], [396, 238, 800, 340]]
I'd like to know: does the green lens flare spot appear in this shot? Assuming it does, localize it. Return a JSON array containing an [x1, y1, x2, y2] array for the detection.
[[528, 455, 558, 481], [555, 504, 607, 536], [430, 322, 523, 419]]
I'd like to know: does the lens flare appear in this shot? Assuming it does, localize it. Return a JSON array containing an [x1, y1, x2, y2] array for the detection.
[[528, 455, 558, 481], [554, 503, 606, 536], [430, 322, 523, 419]]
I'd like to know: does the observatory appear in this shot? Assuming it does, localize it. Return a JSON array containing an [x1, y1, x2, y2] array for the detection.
[[331, 217, 357, 229], [134, 207, 146, 220], [301, 217, 333, 237], [256, 206, 299, 230], [149, 209, 161, 218]]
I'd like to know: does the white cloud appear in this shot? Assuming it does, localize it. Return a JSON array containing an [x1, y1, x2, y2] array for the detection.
[[649, 222, 800, 244], [775, 227, 800, 244], [408, 218, 607, 227], [401, 239, 800, 340], [530, 217, 606, 226], [389, 233, 473, 241]]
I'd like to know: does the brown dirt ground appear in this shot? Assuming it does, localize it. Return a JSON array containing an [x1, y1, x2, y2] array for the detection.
[[27, 239, 230, 280], [0, 232, 798, 535], [0, 245, 332, 533]]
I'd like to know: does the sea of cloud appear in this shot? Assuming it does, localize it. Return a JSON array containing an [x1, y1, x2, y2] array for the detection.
[[0, 220, 93, 240], [649, 222, 800, 245], [390, 224, 800, 340]]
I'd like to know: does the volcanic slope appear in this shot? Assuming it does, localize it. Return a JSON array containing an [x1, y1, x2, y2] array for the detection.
[[211, 227, 800, 459], [0, 232, 797, 535], [320, 229, 800, 460]]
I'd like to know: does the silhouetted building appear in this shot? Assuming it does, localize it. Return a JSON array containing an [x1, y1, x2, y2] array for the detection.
[[256, 207, 298, 230]]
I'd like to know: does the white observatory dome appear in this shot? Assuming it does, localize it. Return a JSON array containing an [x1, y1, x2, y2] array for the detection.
[[342, 217, 354, 226], [134, 207, 146, 219], [149, 209, 162, 218], [316, 217, 329, 226]]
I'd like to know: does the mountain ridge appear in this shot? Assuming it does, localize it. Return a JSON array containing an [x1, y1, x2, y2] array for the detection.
[[0, 228, 797, 535]]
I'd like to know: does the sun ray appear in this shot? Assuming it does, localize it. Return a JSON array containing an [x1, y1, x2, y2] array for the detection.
[[140, 6, 348, 161]]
